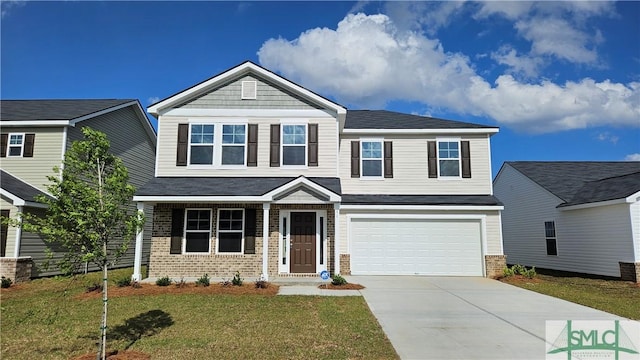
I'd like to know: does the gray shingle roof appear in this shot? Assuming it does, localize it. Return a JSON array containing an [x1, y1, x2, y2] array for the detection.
[[507, 161, 640, 206], [0, 170, 52, 204], [342, 194, 502, 206], [136, 177, 341, 197], [344, 110, 497, 130], [0, 99, 134, 121]]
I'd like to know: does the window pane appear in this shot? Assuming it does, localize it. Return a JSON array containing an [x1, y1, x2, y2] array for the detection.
[[186, 210, 210, 230], [221, 146, 245, 165], [439, 142, 459, 159], [190, 145, 213, 165], [283, 146, 305, 165], [283, 125, 306, 144], [362, 142, 382, 159], [9, 135, 23, 145], [545, 221, 556, 237], [439, 160, 459, 176], [8, 147, 22, 156], [362, 159, 382, 176], [219, 210, 243, 230], [222, 125, 245, 144], [546, 238, 557, 256], [219, 232, 242, 253], [185, 232, 210, 253], [191, 125, 214, 144]]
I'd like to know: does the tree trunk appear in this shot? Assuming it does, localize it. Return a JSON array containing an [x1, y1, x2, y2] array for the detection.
[[98, 259, 108, 360]]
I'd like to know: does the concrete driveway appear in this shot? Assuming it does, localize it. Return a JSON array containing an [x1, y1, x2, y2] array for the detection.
[[348, 276, 626, 360]]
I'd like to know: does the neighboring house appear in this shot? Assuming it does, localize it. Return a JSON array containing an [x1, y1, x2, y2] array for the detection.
[[0, 99, 157, 282], [131, 61, 504, 282], [494, 161, 640, 282]]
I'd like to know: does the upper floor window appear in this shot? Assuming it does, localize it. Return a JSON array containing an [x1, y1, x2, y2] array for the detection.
[[8, 134, 24, 157], [189, 125, 214, 165], [361, 141, 383, 177], [1, 133, 36, 158], [438, 140, 460, 177], [221, 125, 246, 165], [282, 124, 306, 166]]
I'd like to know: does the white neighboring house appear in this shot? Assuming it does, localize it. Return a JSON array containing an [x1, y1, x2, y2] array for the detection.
[[494, 161, 640, 282]]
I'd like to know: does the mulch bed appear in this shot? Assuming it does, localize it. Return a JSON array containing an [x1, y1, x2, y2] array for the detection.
[[497, 275, 543, 285], [75, 282, 280, 299], [318, 283, 365, 290], [72, 350, 151, 360]]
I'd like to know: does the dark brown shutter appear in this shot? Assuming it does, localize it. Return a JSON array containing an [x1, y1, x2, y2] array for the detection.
[[270, 124, 280, 167], [384, 141, 393, 178], [461, 140, 471, 178], [170, 208, 184, 254], [176, 124, 189, 166], [244, 208, 256, 254], [0, 134, 7, 158], [351, 141, 360, 177], [23, 134, 35, 157], [427, 141, 437, 178], [308, 124, 318, 167], [247, 124, 258, 167]]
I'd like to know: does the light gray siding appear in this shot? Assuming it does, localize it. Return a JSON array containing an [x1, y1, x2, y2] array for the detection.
[[632, 201, 640, 262], [156, 116, 339, 177], [494, 164, 636, 277], [0, 127, 64, 192], [339, 134, 493, 195], [179, 75, 321, 110]]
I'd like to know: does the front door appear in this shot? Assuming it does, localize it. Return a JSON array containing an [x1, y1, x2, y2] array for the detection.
[[290, 212, 316, 273]]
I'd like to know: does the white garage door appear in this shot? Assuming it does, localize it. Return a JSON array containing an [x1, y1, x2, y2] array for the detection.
[[350, 218, 483, 276]]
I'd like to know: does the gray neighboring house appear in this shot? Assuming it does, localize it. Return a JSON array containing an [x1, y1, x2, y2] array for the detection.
[[0, 99, 156, 282], [494, 161, 640, 282]]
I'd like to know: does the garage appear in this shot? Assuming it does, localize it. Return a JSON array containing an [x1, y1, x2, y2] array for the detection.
[[349, 217, 484, 276]]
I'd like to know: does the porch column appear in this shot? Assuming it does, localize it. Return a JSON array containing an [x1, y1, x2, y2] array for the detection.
[[132, 202, 144, 282], [333, 203, 341, 275], [13, 206, 23, 258], [262, 203, 270, 281]]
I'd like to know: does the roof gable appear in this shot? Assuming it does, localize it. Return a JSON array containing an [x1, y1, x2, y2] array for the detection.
[[147, 61, 346, 117], [507, 161, 640, 205]]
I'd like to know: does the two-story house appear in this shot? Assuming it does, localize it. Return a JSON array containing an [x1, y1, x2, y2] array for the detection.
[[0, 99, 156, 282], [131, 61, 505, 282]]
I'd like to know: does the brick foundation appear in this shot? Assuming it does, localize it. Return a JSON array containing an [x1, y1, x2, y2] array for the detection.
[[619, 262, 640, 283], [485, 255, 507, 278], [0, 257, 33, 283], [340, 254, 351, 275]]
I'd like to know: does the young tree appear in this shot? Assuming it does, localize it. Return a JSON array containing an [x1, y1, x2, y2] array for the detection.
[[20, 127, 144, 360]]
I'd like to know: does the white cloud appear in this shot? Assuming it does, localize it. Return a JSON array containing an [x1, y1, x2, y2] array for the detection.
[[147, 96, 160, 105], [490, 46, 543, 78], [1, 0, 26, 19], [624, 153, 640, 161], [258, 13, 640, 133], [383, 1, 465, 34], [596, 132, 619, 145]]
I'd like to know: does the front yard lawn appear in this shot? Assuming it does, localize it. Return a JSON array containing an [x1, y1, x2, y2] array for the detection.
[[0, 268, 398, 359], [500, 273, 640, 320]]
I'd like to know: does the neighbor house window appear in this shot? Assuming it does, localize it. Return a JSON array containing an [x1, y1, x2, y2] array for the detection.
[[217, 209, 244, 253], [189, 125, 214, 165], [184, 209, 211, 253], [221, 125, 246, 165], [438, 140, 460, 177], [282, 124, 306, 166], [7, 133, 24, 157], [545, 221, 558, 256], [361, 141, 383, 177]]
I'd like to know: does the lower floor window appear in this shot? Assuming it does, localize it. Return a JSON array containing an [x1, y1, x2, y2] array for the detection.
[[545, 221, 558, 256], [185, 209, 211, 253], [218, 209, 244, 253]]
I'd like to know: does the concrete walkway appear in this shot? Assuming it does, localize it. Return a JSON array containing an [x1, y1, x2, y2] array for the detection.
[[349, 276, 627, 360]]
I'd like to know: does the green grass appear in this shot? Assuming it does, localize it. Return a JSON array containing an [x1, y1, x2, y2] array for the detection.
[[0, 268, 398, 359], [502, 273, 640, 320]]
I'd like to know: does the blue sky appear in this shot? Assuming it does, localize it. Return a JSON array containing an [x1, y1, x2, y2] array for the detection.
[[2, 1, 639, 176]]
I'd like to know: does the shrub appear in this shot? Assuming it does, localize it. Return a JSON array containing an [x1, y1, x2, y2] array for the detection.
[[195, 274, 210, 287], [220, 278, 232, 287], [131, 281, 141, 289], [331, 274, 347, 286], [175, 277, 187, 288], [156, 276, 172, 286], [1, 276, 12, 288], [232, 271, 243, 286], [115, 276, 131, 287], [503, 264, 536, 279], [502, 266, 515, 277], [255, 279, 269, 289]]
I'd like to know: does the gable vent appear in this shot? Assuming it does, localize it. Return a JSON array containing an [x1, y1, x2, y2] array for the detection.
[[241, 81, 257, 99]]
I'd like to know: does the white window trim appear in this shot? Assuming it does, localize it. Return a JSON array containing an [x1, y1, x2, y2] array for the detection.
[[186, 121, 248, 168], [6, 133, 25, 157], [360, 138, 384, 180], [216, 208, 245, 254], [544, 220, 558, 256], [436, 137, 462, 180], [281, 123, 308, 168], [278, 210, 328, 274], [183, 208, 212, 255]]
